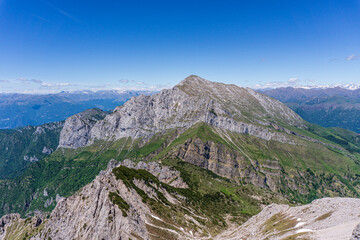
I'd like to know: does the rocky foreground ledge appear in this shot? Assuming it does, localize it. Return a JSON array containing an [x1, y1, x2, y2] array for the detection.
[[217, 197, 360, 240]]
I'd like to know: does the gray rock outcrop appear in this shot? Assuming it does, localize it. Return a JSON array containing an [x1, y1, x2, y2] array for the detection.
[[42, 146, 53, 154], [23, 155, 39, 162], [351, 223, 360, 240], [0, 213, 20, 239], [58, 108, 107, 148]]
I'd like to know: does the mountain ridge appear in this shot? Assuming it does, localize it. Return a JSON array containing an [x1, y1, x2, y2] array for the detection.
[[259, 86, 360, 133], [59, 75, 304, 149], [0, 90, 156, 129]]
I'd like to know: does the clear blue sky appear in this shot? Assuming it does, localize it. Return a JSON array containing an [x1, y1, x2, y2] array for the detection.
[[0, 0, 359, 93]]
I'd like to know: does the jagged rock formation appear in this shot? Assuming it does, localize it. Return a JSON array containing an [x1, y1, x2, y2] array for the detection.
[[58, 75, 304, 149], [217, 197, 360, 240], [32, 163, 152, 240], [28, 160, 213, 240]]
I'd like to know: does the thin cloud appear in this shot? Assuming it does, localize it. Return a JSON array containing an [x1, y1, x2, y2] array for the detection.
[[16, 78, 43, 84], [16, 78, 71, 88], [0, 79, 9, 83], [131, 80, 148, 85], [43, 0, 79, 22], [119, 79, 129, 83], [114, 85, 166, 92], [328, 58, 338, 63], [346, 54, 360, 61], [253, 82, 289, 89], [41, 82, 71, 87], [32, 15, 51, 23], [287, 77, 300, 84], [253, 77, 301, 89]]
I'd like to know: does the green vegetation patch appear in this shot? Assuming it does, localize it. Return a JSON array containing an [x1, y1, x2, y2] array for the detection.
[[281, 232, 310, 240], [262, 213, 298, 234], [145, 224, 178, 240], [112, 165, 169, 205], [315, 211, 333, 221], [108, 192, 130, 216]]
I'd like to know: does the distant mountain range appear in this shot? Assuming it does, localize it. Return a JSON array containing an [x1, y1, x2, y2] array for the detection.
[[300, 83, 360, 90], [301, 83, 360, 90], [259, 83, 360, 91], [259, 87, 360, 133], [0, 90, 156, 129]]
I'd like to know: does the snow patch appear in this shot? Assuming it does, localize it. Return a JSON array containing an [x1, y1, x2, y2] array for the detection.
[[295, 222, 306, 228], [296, 228, 313, 233], [150, 215, 162, 221]]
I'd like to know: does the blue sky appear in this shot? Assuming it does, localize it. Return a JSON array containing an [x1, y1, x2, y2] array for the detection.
[[0, 0, 359, 93]]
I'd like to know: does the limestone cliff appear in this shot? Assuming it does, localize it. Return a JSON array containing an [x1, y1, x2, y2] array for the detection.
[[58, 75, 304, 148], [58, 108, 107, 148]]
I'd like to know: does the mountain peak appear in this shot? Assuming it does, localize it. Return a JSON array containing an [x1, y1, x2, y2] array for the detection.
[[178, 75, 211, 87]]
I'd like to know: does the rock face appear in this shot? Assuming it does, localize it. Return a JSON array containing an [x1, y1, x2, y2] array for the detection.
[[171, 137, 271, 187], [28, 160, 203, 240], [173, 138, 242, 179], [0, 213, 20, 239], [351, 223, 360, 240], [59, 75, 304, 149], [58, 108, 107, 148], [32, 163, 152, 240], [217, 197, 360, 240]]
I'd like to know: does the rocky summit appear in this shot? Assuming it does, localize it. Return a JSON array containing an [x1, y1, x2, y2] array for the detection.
[[1, 76, 360, 239]]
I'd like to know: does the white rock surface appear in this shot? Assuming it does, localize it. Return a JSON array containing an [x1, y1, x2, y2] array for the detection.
[[216, 197, 360, 240]]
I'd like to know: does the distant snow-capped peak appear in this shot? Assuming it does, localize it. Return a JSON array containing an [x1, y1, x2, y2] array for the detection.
[[295, 83, 360, 90]]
